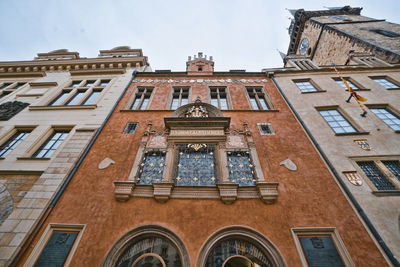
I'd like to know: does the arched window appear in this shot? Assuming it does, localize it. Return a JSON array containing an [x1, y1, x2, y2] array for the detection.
[[198, 226, 286, 267], [102, 225, 190, 267]]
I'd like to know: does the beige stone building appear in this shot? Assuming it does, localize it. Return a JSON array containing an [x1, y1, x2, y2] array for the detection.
[[271, 6, 400, 266], [0, 47, 149, 266]]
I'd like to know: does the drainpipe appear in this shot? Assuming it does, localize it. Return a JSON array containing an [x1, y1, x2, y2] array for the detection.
[[270, 75, 399, 267], [12, 69, 138, 266]]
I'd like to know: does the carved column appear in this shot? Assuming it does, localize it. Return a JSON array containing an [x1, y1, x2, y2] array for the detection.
[[243, 122, 265, 181], [128, 121, 152, 180], [162, 141, 175, 183], [217, 142, 229, 183]]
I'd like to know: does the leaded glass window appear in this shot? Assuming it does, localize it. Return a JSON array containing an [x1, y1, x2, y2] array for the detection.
[[175, 144, 217, 186], [205, 239, 272, 267], [137, 151, 166, 185], [117, 236, 182, 267], [34, 232, 78, 267], [227, 151, 256, 186], [382, 160, 400, 182], [357, 161, 395, 190]]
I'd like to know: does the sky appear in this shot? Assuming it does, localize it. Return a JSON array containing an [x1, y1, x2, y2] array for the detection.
[[0, 0, 399, 71]]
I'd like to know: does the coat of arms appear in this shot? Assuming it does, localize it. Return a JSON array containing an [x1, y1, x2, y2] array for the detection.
[[343, 171, 363, 186]]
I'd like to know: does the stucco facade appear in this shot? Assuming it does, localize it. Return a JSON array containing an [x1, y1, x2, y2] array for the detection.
[[0, 47, 149, 266], [15, 55, 388, 266]]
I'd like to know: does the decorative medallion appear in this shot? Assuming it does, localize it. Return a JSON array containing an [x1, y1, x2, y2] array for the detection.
[[0, 101, 30, 121], [343, 171, 363, 186], [147, 135, 167, 148], [226, 135, 246, 148], [280, 158, 297, 171], [185, 104, 208, 118], [98, 157, 115, 170], [354, 139, 371, 151], [187, 143, 207, 151]]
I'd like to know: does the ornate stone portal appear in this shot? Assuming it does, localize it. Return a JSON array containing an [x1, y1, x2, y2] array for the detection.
[[114, 99, 279, 204]]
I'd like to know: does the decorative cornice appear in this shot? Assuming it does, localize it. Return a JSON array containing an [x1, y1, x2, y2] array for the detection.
[[133, 78, 268, 83]]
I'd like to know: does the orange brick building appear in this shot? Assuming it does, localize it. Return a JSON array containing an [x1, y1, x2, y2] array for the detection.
[[16, 54, 388, 266]]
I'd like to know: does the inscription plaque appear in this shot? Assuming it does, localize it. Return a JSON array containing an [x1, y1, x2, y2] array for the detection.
[[299, 236, 344, 267], [170, 129, 224, 136]]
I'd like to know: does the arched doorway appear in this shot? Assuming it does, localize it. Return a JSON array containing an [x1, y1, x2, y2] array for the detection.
[[198, 226, 286, 267], [102, 225, 190, 267]]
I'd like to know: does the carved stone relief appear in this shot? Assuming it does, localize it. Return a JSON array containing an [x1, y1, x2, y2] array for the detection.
[[0, 101, 30, 120], [280, 158, 297, 171], [98, 157, 115, 170], [147, 135, 167, 148]]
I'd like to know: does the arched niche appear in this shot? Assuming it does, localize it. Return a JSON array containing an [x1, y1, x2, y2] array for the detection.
[[102, 225, 190, 267], [197, 226, 286, 267]]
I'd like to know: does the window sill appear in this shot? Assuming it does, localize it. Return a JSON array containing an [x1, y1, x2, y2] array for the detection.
[[344, 88, 371, 91], [17, 157, 51, 161], [301, 90, 327, 94], [335, 131, 369, 136], [372, 190, 400, 196], [387, 88, 400, 90], [29, 105, 97, 111]]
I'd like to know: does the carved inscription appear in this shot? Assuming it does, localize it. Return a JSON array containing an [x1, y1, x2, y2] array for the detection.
[[170, 129, 224, 136]]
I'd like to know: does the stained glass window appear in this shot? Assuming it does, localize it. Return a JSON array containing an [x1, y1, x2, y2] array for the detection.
[[34, 232, 78, 267], [137, 151, 166, 185], [175, 144, 217, 186], [205, 239, 272, 267], [117, 236, 182, 267], [227, 151, 256, 186]]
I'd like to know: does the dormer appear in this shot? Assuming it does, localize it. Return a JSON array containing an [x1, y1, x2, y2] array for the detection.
[[186, 52, 214, 75], [35, 49, 80, 60]]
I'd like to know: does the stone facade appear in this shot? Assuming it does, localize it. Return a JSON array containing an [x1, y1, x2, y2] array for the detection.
[[0, 47, 149, 266], [15, 55, 388, 266]]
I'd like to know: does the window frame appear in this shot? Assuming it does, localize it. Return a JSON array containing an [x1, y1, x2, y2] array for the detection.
[[257, 123, 275, 135], [316, 106, 367, 135], [351, 156, 400, 195], [370, 76, 400, 90], [127, 86, 155, 110], [0, 127, 34, 158], [0, 81, 27, 99], [367, 104, 400, 132], [24, 223, 85, 267], [244, 86, 274, 110], [293, 79, 324, 93], [33, 130, 70, 159], [168, 86, 191, 110], [332, 77, 368, 91], [208, 86, 232, 110]]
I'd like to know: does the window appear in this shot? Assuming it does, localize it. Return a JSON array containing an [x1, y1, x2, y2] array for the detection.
[[137, 151, 166, 184], [227, 151, 255, 186], [371, 77, 400, 89], [257, 123, 274, 135], [49, 90, 71, 106], [70, 81, 82, 88], [131, 87, 153, 110], [25, 224, 85, 267], [382, 161, 400, 182], [175, 144, 217, 186], [370, 107, 400, 131], [0, 82, 26, 98], [334, 78, 361, 90], [370, 29, 400, 38], [0, 82, 12, 89], [99, 80, 110, 87], [123, 122, 138, 134], [210, 87, 229, 109], [66, 91, 85, 105], [0, 131, 31, 158], [33, 131, 69, 158], [246, 87, 271, 110], [170, 87, 189, 109], [294, 80, 318, 93], [357, 161, 396, 190], [330, 15, 351, 21], [82, 90, 101, 105], [318, 109, 357, 134]]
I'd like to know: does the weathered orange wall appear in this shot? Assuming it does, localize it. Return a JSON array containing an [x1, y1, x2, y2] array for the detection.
[[17, 74, 387, 266]]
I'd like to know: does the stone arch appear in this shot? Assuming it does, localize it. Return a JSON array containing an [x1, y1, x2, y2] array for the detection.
[[197, 225, 286, 267], [102, 224, 190, 267], [171, 98, 223, 118]]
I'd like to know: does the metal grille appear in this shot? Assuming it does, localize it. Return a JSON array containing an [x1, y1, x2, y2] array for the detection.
[[123, 122, 138, 134], [319, 110, 357, 134], [357, 161, 395, 190], [370, 108, 400, 131], [295, 81, 318, 92], [227, 151, 256, 186], [137, 151, 166, 185], [382, 160, 400, 182], [175, 144, 216, 186]]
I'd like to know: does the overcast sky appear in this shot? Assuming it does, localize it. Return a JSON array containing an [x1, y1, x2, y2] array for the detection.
[[0, 0, 399, 71]]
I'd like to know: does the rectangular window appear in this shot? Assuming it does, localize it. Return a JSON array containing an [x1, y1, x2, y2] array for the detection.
[[33, 131, 69, 158], [0, 82, 12, 89], [319, 109, 357, 134], [372, 77, 400, 89], [99, 80, 110, 87], [70, 81, 82, 88], [257, 123, 274, 135], [49, 91, 71, 106], [84, 80, 96, 87], [227, 151, 255, 186], [210, 87, 229, 109], [334, 78, 360, 90], [13, 82, 26, 89], [382, 161, 400, 182], [0, 131, 31, 158], [137, 151, 166, 184], [66, 91, 85, 105], [170, 87, 189, 109], [299, 236, 345, 266], [82, 90, 102, 105], [131, 87, 153, 110], [123, 122, 138, 134], [246, 87, 270, 110], [357, 161, 395, 190], [294, 81, 318, 93], [370, 108, 400, 131]]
